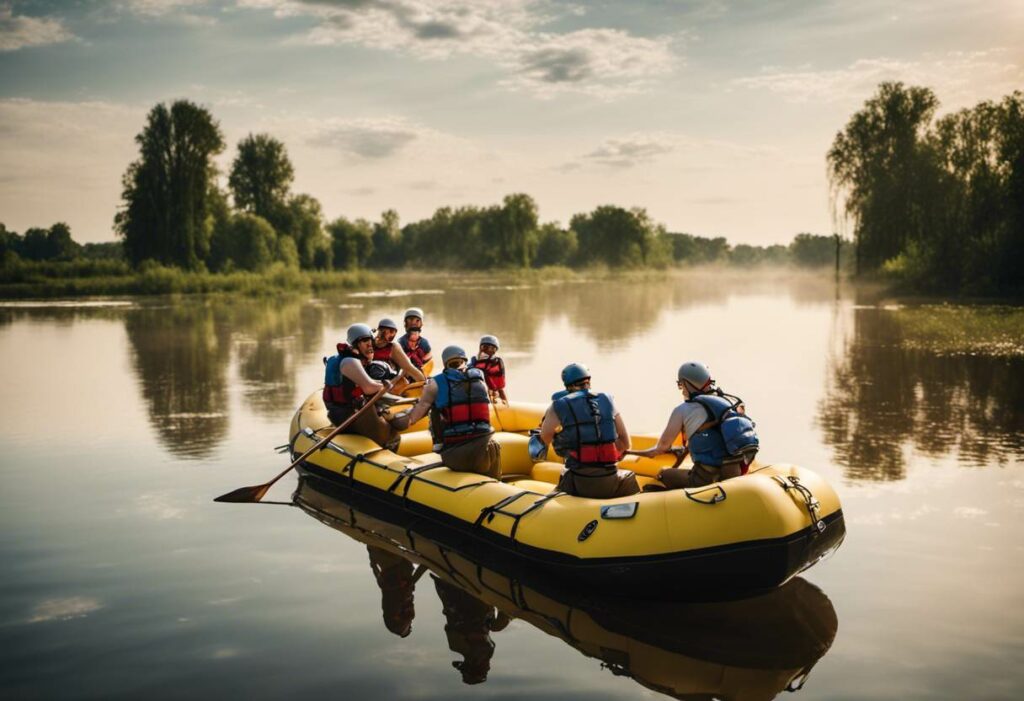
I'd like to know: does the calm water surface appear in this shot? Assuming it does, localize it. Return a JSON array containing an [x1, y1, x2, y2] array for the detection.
[[1, 272, 1022, 699]]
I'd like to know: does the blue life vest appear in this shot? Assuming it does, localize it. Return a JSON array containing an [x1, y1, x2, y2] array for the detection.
[[552, 390, 619, 467], [323, 343, 364, 407], [687, 392, 759, 468], [550, 389, 569, 401], [431, 367, 492, 446]]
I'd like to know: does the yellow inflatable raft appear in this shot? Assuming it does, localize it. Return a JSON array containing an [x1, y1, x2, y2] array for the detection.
[[289, 391, 845, 598], [294, 475, 838, 695]]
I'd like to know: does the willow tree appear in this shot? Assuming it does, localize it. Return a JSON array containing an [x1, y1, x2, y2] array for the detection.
[[827, 82, 939, 274], [116, 101, 225, 269]]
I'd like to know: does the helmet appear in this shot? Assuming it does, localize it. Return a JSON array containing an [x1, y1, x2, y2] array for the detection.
[[403, 307, 424, 322], [678, 361, 713, 391], [346, 323, 374, 345], [479, 334, 499, 350], [376, 317, 398, 332], [442, 345, 468, 367], [561, 362, 590, 387], [367, 360, 398, 381]]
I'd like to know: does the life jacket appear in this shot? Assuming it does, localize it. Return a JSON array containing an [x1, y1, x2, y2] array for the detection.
[[372, 341, 394, 364], [687, 390, 759, 470], [470, 356, 505, 391], [550, 389, 569, 401], [430, 367, 493, 446], [401, 336, 429, 369], [552, 390, 619, 467], [323, 343, 366, 408]]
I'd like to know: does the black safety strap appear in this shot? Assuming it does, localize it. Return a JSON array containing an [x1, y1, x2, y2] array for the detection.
[[774, 475, 826, 535], [473, 491, 536, 527], [509, 491, 566, 541], [387, 460, 446, 494]]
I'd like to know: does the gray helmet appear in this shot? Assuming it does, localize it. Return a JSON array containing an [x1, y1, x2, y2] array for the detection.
[[561, 362, 591, 387], [376, 317, 398, 332], [403, 307, 424, 322], [678, 361, 712, 391], [479, 334, 499, 350], [442, 345, 467, 367], [346, 323, 374, 345]]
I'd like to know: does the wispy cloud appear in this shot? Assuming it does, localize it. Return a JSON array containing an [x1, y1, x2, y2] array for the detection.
[[581, 134, 676, 168], [562, 132, 779, 172], [240, 0, 678, 98], [115, 0, 218, 26], [734, 49, 1024, 108], [27, 597, 103, 623], [0, 4, 74, 51], [307, 117, 424, 158]]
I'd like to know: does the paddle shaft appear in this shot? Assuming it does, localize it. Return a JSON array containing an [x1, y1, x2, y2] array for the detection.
[[264, 379, 397, 491]]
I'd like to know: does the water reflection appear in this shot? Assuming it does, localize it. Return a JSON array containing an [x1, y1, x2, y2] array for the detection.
[[819, 305, 1024, 480], [123, 296, 326, 458], [296, 477, 838, 699]]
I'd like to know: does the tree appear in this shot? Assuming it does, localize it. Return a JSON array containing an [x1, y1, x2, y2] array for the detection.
[[279, 194, 332, 269], [570, 206, 669, 267], [228, 133, 294, 221], [492, 193, 539, 268], [534, 223, 577, 266], [827, 82, 939, 274], [328, 217, 374, 270], [222, 213, 278, 271], [790, 233, 837, 267], [370, 209, 402, 267], [115, 100, 225, 269], [46, 222, 78, 260]]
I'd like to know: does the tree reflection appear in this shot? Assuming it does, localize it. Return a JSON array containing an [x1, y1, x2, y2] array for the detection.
[[819, 305, 1024, 480], [124, 301, 232, 459], [124, 296, 325, 458]]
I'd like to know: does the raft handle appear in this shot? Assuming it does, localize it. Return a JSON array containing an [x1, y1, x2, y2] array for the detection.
[[685, 485, 727, 505], [774, 476, 826, 535]]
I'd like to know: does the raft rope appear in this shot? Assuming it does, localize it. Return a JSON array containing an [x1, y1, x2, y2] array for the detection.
[[773, 475, 826, 535]]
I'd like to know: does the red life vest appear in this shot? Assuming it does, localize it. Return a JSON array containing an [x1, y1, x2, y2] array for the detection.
[[323, 343, 367, 408], [373, 341, 394, 363], [470, 356, 505, 391], [402, 337, 429, 369]]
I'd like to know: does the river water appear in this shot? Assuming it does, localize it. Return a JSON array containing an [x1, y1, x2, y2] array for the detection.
[[1, 271, 1022, 699]]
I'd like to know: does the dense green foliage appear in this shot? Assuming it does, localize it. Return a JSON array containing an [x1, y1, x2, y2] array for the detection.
[[116, 101, 226, 269], [228, 133, 295, 220], [829, 83, 1024, 295]]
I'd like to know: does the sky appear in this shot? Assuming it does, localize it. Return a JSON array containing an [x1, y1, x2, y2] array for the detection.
[[1, 0, 1022, 245]]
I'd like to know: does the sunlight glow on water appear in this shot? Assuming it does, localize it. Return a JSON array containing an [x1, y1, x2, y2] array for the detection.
[[0, 272, 1021, 699]]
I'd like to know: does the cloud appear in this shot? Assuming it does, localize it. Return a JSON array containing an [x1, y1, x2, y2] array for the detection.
[[734, 49, 1024, 108], [307, 117, 423, 158], [241, 0, 678, 98], [581, 134, 676, 168], [0, 4, 74, 51], [504, 29, 676, 99], [27, 597, 103, 623]]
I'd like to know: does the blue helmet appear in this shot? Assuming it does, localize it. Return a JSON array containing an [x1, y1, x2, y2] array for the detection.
[[561, 362, 591, 388]]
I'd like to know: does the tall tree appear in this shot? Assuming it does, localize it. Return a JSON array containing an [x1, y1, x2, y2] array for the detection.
[[827, 82, 939, 274], [228, 133, 294, 222], [115, 101, 225, 269]]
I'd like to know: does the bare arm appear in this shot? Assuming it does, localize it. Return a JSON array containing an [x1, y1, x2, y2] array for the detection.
[[613, 413, 631, 453], [390, 381, 437, 430], [390, 342, 425, 382], [627, 405, 685, 458], [341, 357, 384, 394], [538, 404, 559, 445]]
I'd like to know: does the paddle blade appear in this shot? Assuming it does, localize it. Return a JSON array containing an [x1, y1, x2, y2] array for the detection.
[[213, 483, 271, 503]]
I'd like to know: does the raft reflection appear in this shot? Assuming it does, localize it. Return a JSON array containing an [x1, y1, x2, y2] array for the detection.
[[294, 476, 838, 699]]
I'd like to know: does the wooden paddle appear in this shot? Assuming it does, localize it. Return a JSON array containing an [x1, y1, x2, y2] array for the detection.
[[214, 380, 398, 504]]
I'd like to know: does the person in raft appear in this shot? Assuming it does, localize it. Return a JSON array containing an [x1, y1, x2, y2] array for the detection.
[[531, 363, 639, 499], [370, 317, 425, 393], [625, 361, 760, 489], [322, 323, 404, 449], [391, 345, 502, 479], [398, 307, 433, 370], [469, 334, 507, 405]]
